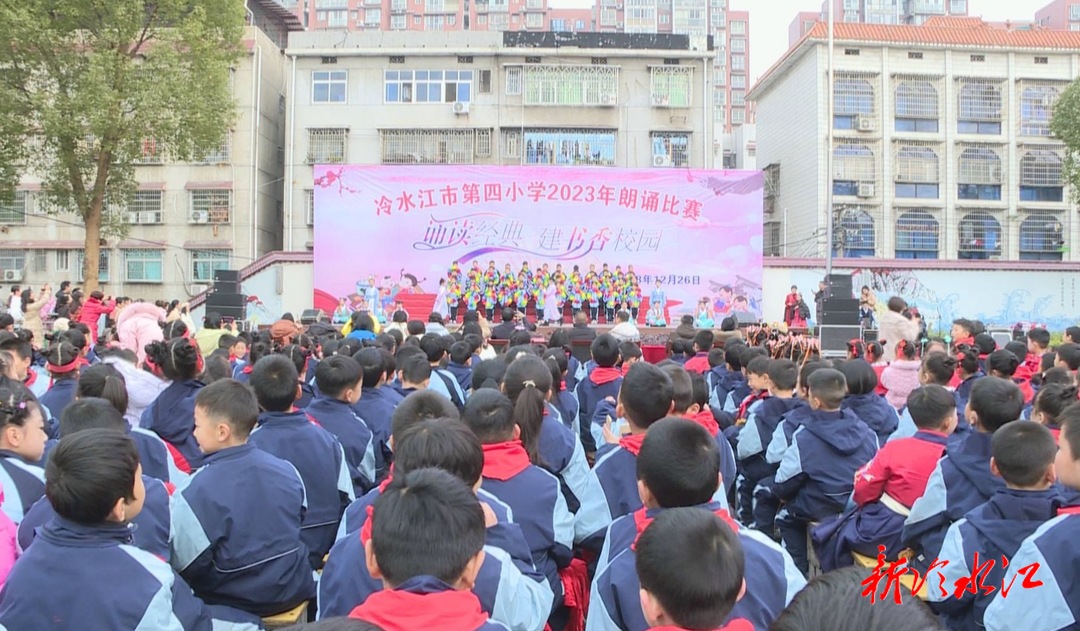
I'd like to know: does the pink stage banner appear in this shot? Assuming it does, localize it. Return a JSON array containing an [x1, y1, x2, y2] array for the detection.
[[313, 165, 764, 318]]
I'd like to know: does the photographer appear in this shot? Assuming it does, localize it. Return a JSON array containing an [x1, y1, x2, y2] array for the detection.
[[879, 296, 920, 362], [490, 306, 535, 340]]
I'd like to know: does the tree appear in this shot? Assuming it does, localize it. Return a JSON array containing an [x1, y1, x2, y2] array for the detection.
[[0, 0, 244, 292], [1052, 79, 1080, 206]]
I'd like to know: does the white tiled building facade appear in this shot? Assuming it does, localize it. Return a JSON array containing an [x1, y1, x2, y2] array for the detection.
[[749, 20, 1080, 262], [283, 31, 715, 250]]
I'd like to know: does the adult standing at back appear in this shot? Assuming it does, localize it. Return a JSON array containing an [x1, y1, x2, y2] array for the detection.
[[116, 301, 165, 367], [76, 290, 114, 346], [878, 296, 920, 363]]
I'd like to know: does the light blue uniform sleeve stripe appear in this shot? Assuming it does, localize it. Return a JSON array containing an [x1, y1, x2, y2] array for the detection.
[[479, 488, 516, 524], [774, 427, 805, 485], [723, 391, 737, 414], [566, 439, 611, 543], [929, 520, 971, 603], [590, 421, 606, 455], [548, 471, 576, 550], [765, 422, 788, 464], [984, 518, 1075, 631], [887, 408, 918, 443], [360, 435, 376, 485], [739, 529, 807, 605], [170, 491, 212, 572], [737, 403, 764, 459], [904, 461, 946, 528], [335, 442, 356, 501], [584, 571, 622, 631], [122, 546, 187, 631], [485, 545, 554, 631]]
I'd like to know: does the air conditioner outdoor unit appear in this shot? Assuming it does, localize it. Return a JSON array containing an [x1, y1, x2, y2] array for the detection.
[[857, 116, 876, 132], [452, 101, 470, 114], [192, 210, 210, 224], [600, 93, 617, 105], [857, 182, 876, 198], [191, 284, 209, 294], [3, 269, 22, 282], [653, 154, 672, 167]]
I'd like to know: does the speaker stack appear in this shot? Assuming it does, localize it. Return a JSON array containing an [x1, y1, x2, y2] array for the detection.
[[818, 274, 861, 355], [204, 269, 246, 321]]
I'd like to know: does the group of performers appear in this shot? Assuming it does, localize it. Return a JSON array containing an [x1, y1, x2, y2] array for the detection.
[[436, 260, 650, 325]]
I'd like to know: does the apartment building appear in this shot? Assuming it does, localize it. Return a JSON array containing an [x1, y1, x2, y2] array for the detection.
[[790, 0, 972, 47], [0, 0, 299, 301], [1036, 0, 1080, 30], [282, 30, 714, 250], [749, 18, 1080, 261]]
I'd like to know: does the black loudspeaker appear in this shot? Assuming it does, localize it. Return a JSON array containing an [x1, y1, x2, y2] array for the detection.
[[819, 325, 863, 355], [208, 305, 246, 320], [212, 282, 239, 294], [214, 270, 240, 283], [300, 309, 326, 325], [205, 293, 245, 310], [821, 310, 861, 325], [863, 329, 879, 343], [822, 298, 860, 312], [826, 274, 853, 298]]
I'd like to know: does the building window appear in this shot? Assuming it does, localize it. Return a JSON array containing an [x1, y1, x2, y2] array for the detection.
[[714, 89, 726, 106], [731, 75, 746, 89], [423, 15, 445, 29], [1020, 149, 1065, 202], [731, 55, 745, 71], [364, 8, 381, 24], [1019, 84, 1061, 137], [894, 145, 939, 199], [731, 89, 745, 106], [834, 76, 875, 129], [379, 129, 478, 164], [1071, 3, 1080, 19], [650, 132, 689, 167], [894, 79, 939, 133], [189, 189, 232, 224], [384, 70, 473, 104], [305, 190, 315, 225], [391, 14, 406, 29], [505, 67, 523, 95], [126, 191, 163, 224], [523, 129, 616, 166], [650, 66, 693, 107], [55, 250, 69, 272], [75, 250, 110, 283], [522, 65, 619, 106], [729, 20, 745, 34], [502, 130, 521, 159], [1019, 214, 1065, 261], [525, 13, 543, 28], [732, 108, 745, 125], [957, 80, 1002, 135], [730, 37, 745, 53], [958, 211, 1002, 259], [0, 192, 28, 224], [895, 210, 939, 259], [312, 70, 348, 103], [124, 250, 163, 283], [134, 138, 164, 165], [950, 0, 966, 12], [307, 128, 348, 164], [196, 136, 230, 164], [832, 208, 876, 258], [0, 250, 26, 274], [957, 146, 1002, 201], [323, 9, 348, 26], [832, 143, 876, 196], [191, 250, 231, 282]]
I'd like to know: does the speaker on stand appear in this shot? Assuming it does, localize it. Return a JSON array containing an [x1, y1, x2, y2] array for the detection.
[[205, 269, 246, 321]]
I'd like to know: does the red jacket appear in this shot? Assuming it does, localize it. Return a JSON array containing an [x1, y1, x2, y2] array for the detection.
[[853, 429, 949, 509], [683, 352, 710, 375], [77, 296, 115, 342]]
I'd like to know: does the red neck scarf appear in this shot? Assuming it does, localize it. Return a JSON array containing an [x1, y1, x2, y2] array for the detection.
[[350, 586, 491, 631], [590, 367, 622, 386], [24, 370, 36, 388], [632, 505, 739, 550], [736, 391, 769, 421], [688, 409, 720, 437], [618, 432, 647, 456], [1058, 506, 1080, 516], [242, 365, 253, 374], [481, 441, 531, 481]]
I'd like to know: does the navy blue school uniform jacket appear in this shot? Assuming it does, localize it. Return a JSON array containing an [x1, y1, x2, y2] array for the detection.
[[305, 396, 376, 495], [773, 409, 878, 520], [721, 375, 752, 415], [0, 516, 261, 631], [249, 410, 355, 568], [931, 487, 1064, 631], [130, 426, 187, 484], [354, 386, 400, 481], [841, 393, 899, 446], [348, 576, 509, 631], [19, 473, 171, 561], [983, 508, 1080, 631], [954, 374, 983, 417], [318, 488, 553, 630], [587, 503, 806, 631], [553, 387, 580, 437], [140, 378, 205, 471], [170, 443, 316, 617], [38, 377, 77, 423], [765, 403, 813, 466], [480, 440, 574, 600], [540, 404, 610, 543], [737, 397, 807, 482], [296, 381, 316, 410], [575, 368, 623, 453], [903, 430, 1004, 574], [706, 364, 728, 393], [447, 361, 474, 395], [0, 451, 45, 525]]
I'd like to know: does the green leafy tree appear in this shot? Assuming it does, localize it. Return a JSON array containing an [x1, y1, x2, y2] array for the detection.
[[0, 0, 244, 292], [1052, 79, 1080, 206]]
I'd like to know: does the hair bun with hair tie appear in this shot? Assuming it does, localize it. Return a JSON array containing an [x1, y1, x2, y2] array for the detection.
[[523, 380, 536, 388]]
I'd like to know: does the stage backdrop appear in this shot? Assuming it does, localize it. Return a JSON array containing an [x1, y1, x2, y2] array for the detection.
[[313, 165, 764, 318]]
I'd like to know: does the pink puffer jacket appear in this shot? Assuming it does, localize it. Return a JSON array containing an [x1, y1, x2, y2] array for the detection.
[[116, 302, 165, 367], [0, 487, 18, 589]]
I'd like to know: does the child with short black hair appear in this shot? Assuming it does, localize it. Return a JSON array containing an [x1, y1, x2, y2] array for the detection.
[[248, 355, 355, 569], [660, 365, 737, 498], [419, 334, 466, 410], [576, 333, 623, 456], [398, 356, 432, 393], [588, 418, 804, 631], [307, 355, 376, 494], [447, 341, 474, 395], [705, 347, 728, 392], [1056, 342, 1080, 374], [636, 509, 750, 631], [774, 368, 878, 573], [931, 421, 1060, 631], [0, 429, 262, 630], [171, 379, 315, 616], [839, 359, 899, 445], [723, 348, 768, 416], [683, 330, 715, 375], [903, 377, 1023, 575], [352, 348, 401, 482], [618, 342, 642, 372], [347, 468, 504, 631]]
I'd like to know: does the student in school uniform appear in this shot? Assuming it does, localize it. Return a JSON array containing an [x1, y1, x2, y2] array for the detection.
[[722, 348, 768, 418], [839, 359, 899, 446], [953, 347, 984, 418], [773, 368, 878, 574], [463, 389, 574, 617], [932, 421, 1062, 631], [682, 330, 714, 375], [0, 430, 262, 631], [659, 365, 736, 499], [704, 347, 728, 392], [543, 349, 580, 438], [232, 341, 270, 384], [902, 377, 1024, 575], [984, 402, 1080, 631], [1031, 383, 1078, 440], [140, 338, 205, 472], [1024, 327, 1051, 378], [319, 419, 554, 631], [38, 341, 81, 422], [306, 355, 377, 495], [722, 354, 770, 451], [280, 344, 316, 410], [0, 383, 47, 525], [708, 342, 746, 415], [347, 469, 509, 631], [353, 348, 402, 483], [576, 334, 624, 457], [447, 341, 475, 397], [587, 419, 804, 631], [248, 355, 355, 569], [815, 385, 956, 570], [0, 332, 47, 400], [17, 399, 172, 562], [420, 335, 467, 411], [888, 352, 963, 442]]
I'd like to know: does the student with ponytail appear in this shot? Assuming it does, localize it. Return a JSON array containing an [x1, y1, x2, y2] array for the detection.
[[954, 345, 983, 417], [1031, 383, 1079, 440], [987, 349, 1034, 405], [279, 344, 315, 408], [888, 351, 964, 442], [140, 337, 205, 472], [0, 383, 47, 525], [880, 339, 921, 411], [38, 342, 81, 422]]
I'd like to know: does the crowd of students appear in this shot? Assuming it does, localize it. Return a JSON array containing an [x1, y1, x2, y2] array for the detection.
[[1, 292, 1080, 630]]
